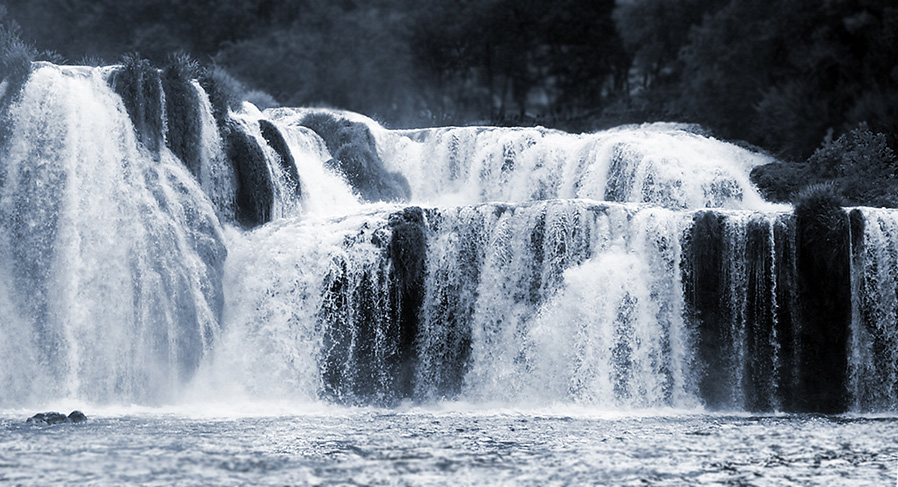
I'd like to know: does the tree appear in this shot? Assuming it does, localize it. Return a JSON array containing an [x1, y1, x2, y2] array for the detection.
[[674, 0, 898, 159]]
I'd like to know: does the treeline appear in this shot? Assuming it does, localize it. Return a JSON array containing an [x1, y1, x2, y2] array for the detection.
[[1, 0, 897, 203]]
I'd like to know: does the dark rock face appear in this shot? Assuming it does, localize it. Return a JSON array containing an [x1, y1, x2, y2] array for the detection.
[[771, 216, 799, 411], [415, 209, 479, 399], [743, 217, 787, 412], [318, 207, 428, 405], [300, 112, 411, 202], [110, 58, 165, 154], [793, 193, 851, 414], [259, 119, 302, 199], [387, 207, 428, 398], [319, 239, 394, 405], [224, 120, 274, 227], [26, 410, 87, 425], [162, 69, 203, 178], [684, 205, 852, 414], [683, 211, 731, 409]]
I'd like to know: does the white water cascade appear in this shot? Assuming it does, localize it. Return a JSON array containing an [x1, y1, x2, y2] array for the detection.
[[0, 64, 225, 406], [850, 207, 898, 411], [0, 65, 896, 413]]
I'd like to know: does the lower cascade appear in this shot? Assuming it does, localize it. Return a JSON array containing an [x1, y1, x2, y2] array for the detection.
[[1, 62, 896, 414]]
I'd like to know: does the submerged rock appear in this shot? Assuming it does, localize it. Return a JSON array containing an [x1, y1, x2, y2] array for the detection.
[[27, 410, 87, 425], [68, 410, 88, 423]]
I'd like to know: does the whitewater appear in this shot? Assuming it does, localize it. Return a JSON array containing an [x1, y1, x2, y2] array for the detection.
[[0, 62, 895, 485]]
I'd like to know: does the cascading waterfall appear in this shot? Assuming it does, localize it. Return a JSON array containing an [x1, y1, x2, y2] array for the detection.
[[0, 64, 896, 413], [446, 202, 696, 408], [370, 121, 775, 210], [683, 211, 797, 411], [0, 64, 226, 406], [190, 80, 238, 219], [228, 105, 302, 221], [849, 207, 898, 411]]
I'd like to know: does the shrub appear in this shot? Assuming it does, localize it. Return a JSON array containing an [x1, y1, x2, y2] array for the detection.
[[793, 182, 843, 214], [792, 181, 851, 414], [244, 89, 278, 110], [793, 183, 848, 264], [78, 55, 106, 67], [808, 123, 897, 179], [164, 51, 200, 82], [1, 36, 34, 88], [750, 161, 819, 203], [199, 65, 246, 127], [0, 6, 33, 88], [34, 49, 66, 65], [754, 126, 898, 208]]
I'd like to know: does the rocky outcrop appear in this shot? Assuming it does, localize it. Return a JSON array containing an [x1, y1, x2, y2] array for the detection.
[[259, 119, 302, 199], [300, 112, 410, 202], [109, 56, 165, 154], [387, 206, 428, 398], [27, 410, 87, 425], [224, 120, 274, 227]]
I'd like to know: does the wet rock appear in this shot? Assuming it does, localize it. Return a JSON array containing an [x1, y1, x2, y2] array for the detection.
[[793, 185, 851, 414], [26, 410, 87, 425], [224, 119, 274, 227], [387, 206, 427, 398], [259, 119, 302, 199], [300, 112, 410, 202], [109, 56, 165, 154], [68, 410, 88, 423]]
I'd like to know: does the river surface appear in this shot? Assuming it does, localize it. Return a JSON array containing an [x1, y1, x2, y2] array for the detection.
[[1, 406, 895, 486]]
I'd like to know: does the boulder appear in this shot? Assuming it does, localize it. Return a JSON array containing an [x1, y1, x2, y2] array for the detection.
[[26, 410, 87, 425]]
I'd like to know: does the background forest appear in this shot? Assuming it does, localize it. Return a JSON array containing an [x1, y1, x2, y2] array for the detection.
[[1, 0, 897, 204]]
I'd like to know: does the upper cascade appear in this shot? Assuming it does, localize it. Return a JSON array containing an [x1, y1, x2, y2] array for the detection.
[[381, 123, 779, 211], [266, 108, 781, 213]]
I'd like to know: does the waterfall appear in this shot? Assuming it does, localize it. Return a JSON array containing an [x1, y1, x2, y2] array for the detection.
[[191, 80, 238, 219], [371, 122, 776, 210], [1, 63, 896, 413], [849, 208, 898, 411], [0, 64, 226, 406]]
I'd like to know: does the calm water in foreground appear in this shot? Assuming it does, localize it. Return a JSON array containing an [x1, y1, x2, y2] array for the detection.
[[1, 406, 895, 486]]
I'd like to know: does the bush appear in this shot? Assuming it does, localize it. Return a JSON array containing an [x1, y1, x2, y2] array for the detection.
[[164, 51, 200, 82], [792, 181, 851, 414], [34, 49, 65, 65], [244, 89, 278, 110], [793, 182, 843, 213], [199, 65, 246, 127], [808, 123, 897, 179], [0, 6, 33, 88], [750, 162, 821, 203], [78, 55, 106, 67], [753, 125, 898, 208], [1, 36, 33, 89]]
